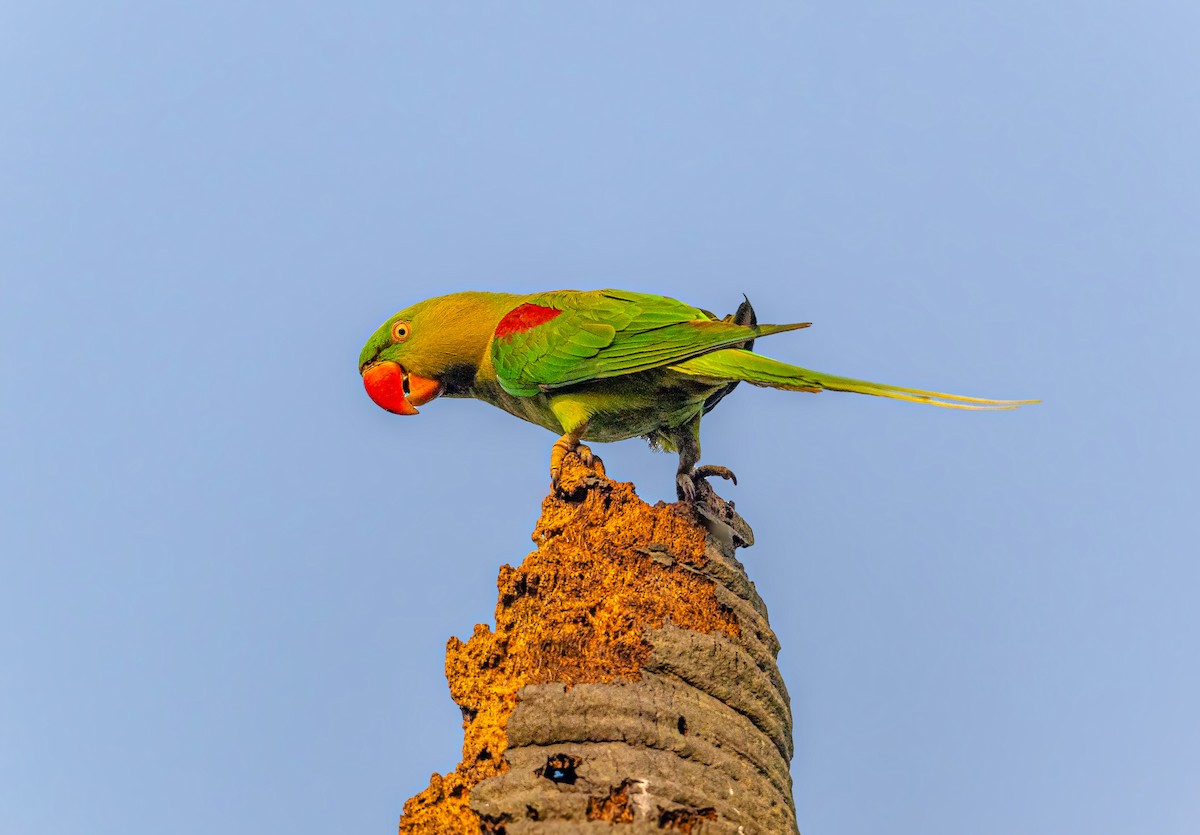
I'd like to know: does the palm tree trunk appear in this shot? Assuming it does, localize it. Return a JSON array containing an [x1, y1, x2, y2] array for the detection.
[[399, 457, 798, 834]]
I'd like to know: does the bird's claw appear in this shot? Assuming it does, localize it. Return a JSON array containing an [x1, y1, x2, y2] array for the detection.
[[676, 473, 697, 503], [694, 465, 737, 486], [575, 443, 605, 475], [550, 439, 605, 492], [676, 465, 738, 503]]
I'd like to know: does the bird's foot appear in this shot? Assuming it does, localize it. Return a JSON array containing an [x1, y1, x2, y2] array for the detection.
[[550, 438, 606, 492], [676, 465, 738, 503], [576, 444, 606, 479]]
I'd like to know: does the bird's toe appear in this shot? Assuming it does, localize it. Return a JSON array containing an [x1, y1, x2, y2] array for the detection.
[[576, 443, 595, 466], [676, 472, 697, 503], [677, 464, 738, 503], [573, 443, 606, 477], [694, 464, 737, 486]]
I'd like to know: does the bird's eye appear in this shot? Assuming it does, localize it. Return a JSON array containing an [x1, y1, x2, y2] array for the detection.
[[391, 320, 411, 342]]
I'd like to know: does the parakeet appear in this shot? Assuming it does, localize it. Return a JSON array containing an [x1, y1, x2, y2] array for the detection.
[[358, 289, 1034, 500]]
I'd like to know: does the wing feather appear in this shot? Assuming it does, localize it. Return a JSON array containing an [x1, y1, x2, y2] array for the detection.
[[490, 289, 806, 396]]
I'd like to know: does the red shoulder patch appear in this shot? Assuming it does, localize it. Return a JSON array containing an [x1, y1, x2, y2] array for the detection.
[[495, 303, 563, 338]]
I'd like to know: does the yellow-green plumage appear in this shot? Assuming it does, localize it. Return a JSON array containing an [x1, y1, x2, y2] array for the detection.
[[358, 289, 1035, 499]]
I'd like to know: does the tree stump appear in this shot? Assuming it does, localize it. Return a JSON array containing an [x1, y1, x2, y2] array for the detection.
[[399, 455, 798, 834]]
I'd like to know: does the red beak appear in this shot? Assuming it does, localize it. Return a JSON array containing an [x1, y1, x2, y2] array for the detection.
[[362, 361, 442, 415]]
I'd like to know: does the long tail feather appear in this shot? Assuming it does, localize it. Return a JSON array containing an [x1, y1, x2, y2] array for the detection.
[[751, 322, 811, 339], [669, 348, 1038, 411]]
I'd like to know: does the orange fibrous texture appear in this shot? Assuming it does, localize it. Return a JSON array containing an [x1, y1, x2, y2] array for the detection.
[[398, 459, 740, 833]]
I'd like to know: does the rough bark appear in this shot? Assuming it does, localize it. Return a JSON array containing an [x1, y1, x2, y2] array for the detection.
[[399, 455, 798, 835]]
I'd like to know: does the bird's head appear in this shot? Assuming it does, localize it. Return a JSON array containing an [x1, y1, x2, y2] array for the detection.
[[357, 297, 452, 416], [359, 292, 513, 415]]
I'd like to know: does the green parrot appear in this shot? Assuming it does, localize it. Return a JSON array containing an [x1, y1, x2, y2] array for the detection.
[[358, 289, 1035, 500]]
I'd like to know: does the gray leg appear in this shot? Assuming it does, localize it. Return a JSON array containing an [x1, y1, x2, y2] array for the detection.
[[673, 417, 737, 502]]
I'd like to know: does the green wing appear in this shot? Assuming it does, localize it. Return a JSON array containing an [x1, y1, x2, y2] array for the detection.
[[490, 289, 806, 396]]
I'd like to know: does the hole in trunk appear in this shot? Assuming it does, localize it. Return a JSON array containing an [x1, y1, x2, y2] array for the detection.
[[537, 753, 581, 785]]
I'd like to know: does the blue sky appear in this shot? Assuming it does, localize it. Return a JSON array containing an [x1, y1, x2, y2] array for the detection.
[[2, 3, 1197, 834]]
